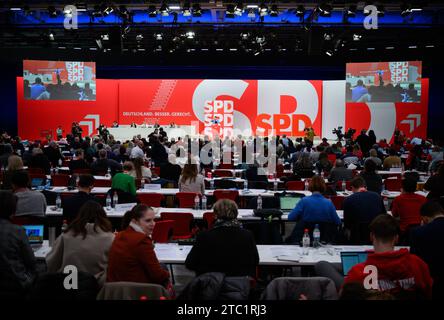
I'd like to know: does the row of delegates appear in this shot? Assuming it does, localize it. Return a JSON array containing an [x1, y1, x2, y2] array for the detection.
[[46, 201, 115, 286], [185, 199, 259, 278], [178, 163, 205, 194], [0, 191, 37, 298], [315, 214, 433, 299]]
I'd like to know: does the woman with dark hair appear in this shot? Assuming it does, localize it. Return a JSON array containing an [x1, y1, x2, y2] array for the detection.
[[0, 190, 37, 298], [424, 163, 444, 200], [315, 152, 333, 175], [185, 199, 259, 277], [178, 163, 205, 194], [107, 204, 170, 286], [294, 153, 315, 178], [46, 201, 114, 286], [359, 159, 383, 193], [129, 157, 152, 180]]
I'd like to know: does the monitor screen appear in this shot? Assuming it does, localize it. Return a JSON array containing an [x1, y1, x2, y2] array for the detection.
[[341, 251, 368, 276], [346, 61, 422, 103], [23, 225, 44, 244], [31, 178, 44, 188], [279, 197, 301, 211], [23, 60, 96, 101]]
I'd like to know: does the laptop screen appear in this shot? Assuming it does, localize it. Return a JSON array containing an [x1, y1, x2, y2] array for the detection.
[[23, 225, 44, 244], [31, 178, 44, 188], [279, 197, 301, 211], [341, 251, 368, 276]]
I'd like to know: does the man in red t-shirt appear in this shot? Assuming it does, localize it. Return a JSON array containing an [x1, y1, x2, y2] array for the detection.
[[344, 215, 433, 299], [392, 177, 427, 235], [315, 215, 433, 299]]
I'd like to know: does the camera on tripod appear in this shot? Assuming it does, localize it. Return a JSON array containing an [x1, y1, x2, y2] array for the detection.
[[332, 127, 344, 141]]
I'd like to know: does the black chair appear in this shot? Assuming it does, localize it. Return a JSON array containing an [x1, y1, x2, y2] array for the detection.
[[248, 181, 269, 190], [348, 222, 371, 245], [243, 220, 284, 245], [286, 221, 340, 245]]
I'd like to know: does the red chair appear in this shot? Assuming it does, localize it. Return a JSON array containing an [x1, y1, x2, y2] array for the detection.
[[329, 195, 345, 210], [152, 220, 174, 243], [213, 190, 239, 202], [28, 167, 44, 174], [137, 193, 165, 207], [384, 178, 402, 191], [11, 215, 45, 225], [203, 212, 216, 230], [51, 174, 70, 187], [151, 167, 160, 176], [213, 169, 234, 178], [160, 212, 194, 239], [93, 179, 112, 187], [286, 181, 305, 191], [73, 168, 92, 175], [335, 180, 352, 191], [62, 160, 70, 167], [176, 192, 200, 208], [327, 154, 337, 165], [219, 163, 234, 169]]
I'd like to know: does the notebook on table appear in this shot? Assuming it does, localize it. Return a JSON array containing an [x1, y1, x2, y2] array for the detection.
[[23, 225, 44, 246]]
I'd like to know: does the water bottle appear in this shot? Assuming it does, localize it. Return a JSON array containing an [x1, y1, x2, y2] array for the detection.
[[257, 195, 262, 210], [213, 161, 217, 170], [210, 179, 215, 190], [194, 195, 200, 210], [107, 167, 111, 177], [58, 158, 62, 167], [321, 171, 325, 179], [243, 180, 248, 191], [106, 194, 112, 210], [273, 179, 278, 191], [201, 195, 207, 210], [76, 175, 80, 187], [56, 193, 62, 210], [112, 192, 118, 208], [61, 219, 68, 233], [383, 197, 389, 211], [302, 229, 310, 255], [313, 224, 321, 248], [342, 180, 346, 191], [304, 180, 309, 191]]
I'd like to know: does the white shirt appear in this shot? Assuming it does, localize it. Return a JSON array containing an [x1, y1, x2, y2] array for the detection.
[[130, 145, 144, 159]]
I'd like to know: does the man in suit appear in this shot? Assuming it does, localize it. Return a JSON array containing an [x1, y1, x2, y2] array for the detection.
[[410, 201, 444, 299], [62, 174, 99, 223], [329, 159, 353, 184]]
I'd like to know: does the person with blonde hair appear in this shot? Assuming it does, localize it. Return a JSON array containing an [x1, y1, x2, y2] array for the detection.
[[185, 199, 259, 277], [178, 163, 205, 194], [1, 155, 24, 190], [129, 157, 152, 180]]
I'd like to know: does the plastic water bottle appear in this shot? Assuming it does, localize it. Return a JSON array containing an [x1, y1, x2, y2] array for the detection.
[[273, 179, 278, 191], [106, 194, 112, 210], [313, 224, 321, 248], [383, 197, 389, 211], [257, 195, 263, 210], [342, 180, 346, 191], [201, 195, 207, 210], [213, 161, 217, 170], [61, 219, 68, 233], [304, 180, 309, 191], [56, 193, 62, 210], [58, 158, 62, 167], [112, 192, 118, 208], [302, 229, 310, 255], [194, 195, 200, 210], [210, 179, 215, 190], [107, 167, 111, 177], [243, 180, 248, 191]]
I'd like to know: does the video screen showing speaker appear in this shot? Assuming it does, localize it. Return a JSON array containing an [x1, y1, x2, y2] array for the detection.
[[23, 60, 96, 100], [346, 61, 422, 103]]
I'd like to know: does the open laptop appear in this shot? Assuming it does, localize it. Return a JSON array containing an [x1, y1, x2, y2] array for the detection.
[[23, 225, 44, 246], [340, 251, 368, 276], [31, 178, 45, 189], [279, 197, 302, 212]]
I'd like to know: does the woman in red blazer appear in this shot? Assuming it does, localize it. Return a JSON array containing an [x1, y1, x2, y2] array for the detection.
[[106, 205, 170, 286]]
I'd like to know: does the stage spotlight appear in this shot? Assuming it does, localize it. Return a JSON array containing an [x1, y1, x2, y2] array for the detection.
[[318, 3, 332, 17], [160, 3, 169, 16], [226, 4, 235, 18], [296, 5, 305, 17], [235, 1, 244, 16], [186, 31, 195, 39], [192, 4, 202, 17], [269, 5, 279, 17], [259, 3, 268, 16], [48, 6, 57, 17], [148, 5, 157, 17], [183, 2, 191, 16]]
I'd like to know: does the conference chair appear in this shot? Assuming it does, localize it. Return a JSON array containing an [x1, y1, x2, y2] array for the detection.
[[137, 193, 165, 207], [328, 195, 345, 210], [160, 212, 194, 240], [29, 173, 46, 181], [72, 168, 92, 175], [213, 190, 239, 202], [384, 177, 402, 191], [50, 173, 70, 187], [176, 192, 200, 208], [202, 212, 216, 230], [286, 181, 305, 191], [260, 277, 338, 300], [106, 188, 139, 205], [219, 163, 234, 170], [248, 181, 269, 190], [11, 215, 46, 226], [28, 167, 45, 174], [151, 167, 161, 176], [247, 196, 279, 210], [213, 169, 234, 178], [287, 221, 340, 245], [97, 282, 170, 300], [214, 179, 237, 189], [93, 179, 112, 188], [151, 220, 174, 243]]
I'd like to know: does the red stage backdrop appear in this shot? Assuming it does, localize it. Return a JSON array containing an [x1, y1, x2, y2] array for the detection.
[[17, 77, 429, 142]]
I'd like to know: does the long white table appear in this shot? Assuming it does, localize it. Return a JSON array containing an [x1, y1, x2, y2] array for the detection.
[[108, 126, 194, 141], [33, 241, 406, 266]]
